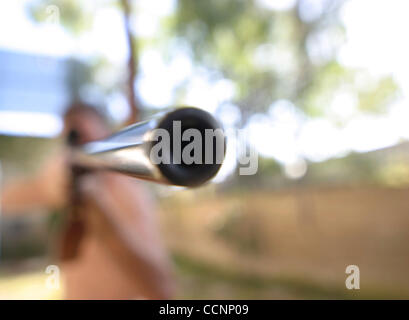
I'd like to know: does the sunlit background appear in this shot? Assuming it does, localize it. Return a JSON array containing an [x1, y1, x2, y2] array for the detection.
[[1, 0, 409, 299]]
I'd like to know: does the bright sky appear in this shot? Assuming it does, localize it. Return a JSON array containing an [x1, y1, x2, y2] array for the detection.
[[247, 0, 409, 167], [0, 0, 408, 176]]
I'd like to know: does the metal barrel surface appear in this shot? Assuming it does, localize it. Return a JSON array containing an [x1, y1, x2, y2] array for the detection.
[[73, 107, 225, 187]]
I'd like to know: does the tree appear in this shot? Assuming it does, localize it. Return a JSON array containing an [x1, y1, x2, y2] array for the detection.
[[27, 0, 141, 125], [168, 0, 398, 123]]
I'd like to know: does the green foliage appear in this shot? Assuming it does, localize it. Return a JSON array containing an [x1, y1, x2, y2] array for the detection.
[[358, 76, 399, 113], [171, 0, 399, 120], [0, 136, 57, 177], [300, 61, 352, 116], [305, 152, 379, 185], [376, 162, 409, 187], [25, 0, 400, 122], [24, 0, 402, 188], [27, 0, 94, 35]]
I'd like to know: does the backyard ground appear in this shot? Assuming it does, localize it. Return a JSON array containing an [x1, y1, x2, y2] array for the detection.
[[1, 185, 409, 299]]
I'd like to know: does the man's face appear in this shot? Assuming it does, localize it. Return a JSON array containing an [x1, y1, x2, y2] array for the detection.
[[64, 111, 110, 145]]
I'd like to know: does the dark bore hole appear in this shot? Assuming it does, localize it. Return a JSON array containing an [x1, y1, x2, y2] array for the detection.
[[153, 107, 225, 187]]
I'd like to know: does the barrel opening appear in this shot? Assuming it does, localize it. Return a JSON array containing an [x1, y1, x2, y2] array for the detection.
[[154, 107, 225, 187]]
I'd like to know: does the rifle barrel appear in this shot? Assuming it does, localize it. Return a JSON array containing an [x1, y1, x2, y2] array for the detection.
[[73, 107, 225, 187]]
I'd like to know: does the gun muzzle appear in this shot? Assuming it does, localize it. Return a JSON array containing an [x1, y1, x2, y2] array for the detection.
[[72, 107, 225, 187]]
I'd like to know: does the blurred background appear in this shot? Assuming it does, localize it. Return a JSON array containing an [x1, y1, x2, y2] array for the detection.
[[1, 0, 409, 299]]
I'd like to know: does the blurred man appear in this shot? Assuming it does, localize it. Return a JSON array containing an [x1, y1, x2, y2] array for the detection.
[[1, 102, 175, 299]]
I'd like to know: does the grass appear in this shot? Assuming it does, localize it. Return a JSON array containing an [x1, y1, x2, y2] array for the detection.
[[172, 252, 405, 300]]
